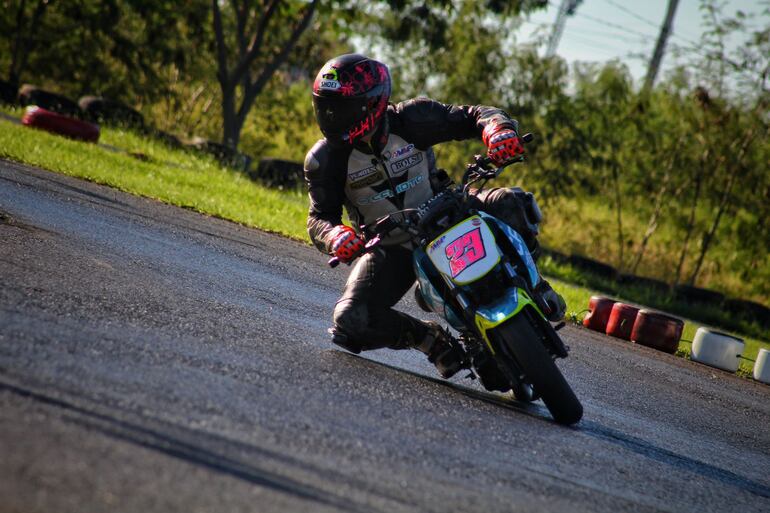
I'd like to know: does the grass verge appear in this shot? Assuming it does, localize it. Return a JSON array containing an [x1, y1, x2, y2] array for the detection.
[[1, 112, 768, 379], [0, 111, 308, 240]]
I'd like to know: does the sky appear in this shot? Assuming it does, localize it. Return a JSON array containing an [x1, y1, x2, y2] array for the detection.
[[517, 0, 767, 86]]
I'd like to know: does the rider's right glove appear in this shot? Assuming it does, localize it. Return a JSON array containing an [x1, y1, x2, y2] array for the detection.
[[482, 122, 525, 166], [329, 225, 365, 264]]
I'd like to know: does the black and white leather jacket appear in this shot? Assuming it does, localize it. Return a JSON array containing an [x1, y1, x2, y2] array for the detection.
[[304, 97, 517, 253]]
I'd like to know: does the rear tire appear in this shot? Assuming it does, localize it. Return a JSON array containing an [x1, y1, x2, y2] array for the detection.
[[492, 313, 583, 425]]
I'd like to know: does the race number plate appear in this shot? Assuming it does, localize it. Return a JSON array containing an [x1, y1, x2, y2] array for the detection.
[[426, 216, 501, 285]]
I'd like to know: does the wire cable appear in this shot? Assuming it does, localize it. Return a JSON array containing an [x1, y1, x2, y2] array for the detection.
[[543, 0, 763, 81], [545, 0, 657, 42], [600, 0, 663, 30], [600, 0, 702, 44], [563, 32, 646, 56]]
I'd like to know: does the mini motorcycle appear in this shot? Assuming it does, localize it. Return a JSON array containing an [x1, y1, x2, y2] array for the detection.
[[330, 135, 583, 425]]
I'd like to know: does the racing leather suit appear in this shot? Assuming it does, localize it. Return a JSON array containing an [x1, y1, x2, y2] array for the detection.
[[304, 98, 543, 353]]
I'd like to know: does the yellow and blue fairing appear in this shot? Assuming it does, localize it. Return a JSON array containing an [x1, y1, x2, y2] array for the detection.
[[413, 213, 545, 351]]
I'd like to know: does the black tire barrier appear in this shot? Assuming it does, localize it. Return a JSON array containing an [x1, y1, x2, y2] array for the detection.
[[78, 96, 144, 128], [186, 138, 251, 171], [21, 106, 100, 142], [0, 80, 17, 105], [723, 298, 770, 328], [567, 254, 617, 280], [540, 247, 569, 265], [249, 158, 304, 190], [150, 129, 184, 149], [631, 310, 684, 354], [673, 284, 725, 306], [18, 85, 80, 117], [617, 274, 671, 295]]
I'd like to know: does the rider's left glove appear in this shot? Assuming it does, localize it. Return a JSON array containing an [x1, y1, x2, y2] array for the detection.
[[329, 225, 365, 264], [482, 123, 525, 166]]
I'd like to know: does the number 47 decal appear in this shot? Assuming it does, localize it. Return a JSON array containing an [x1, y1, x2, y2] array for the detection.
[[446, 228, 486, 278]]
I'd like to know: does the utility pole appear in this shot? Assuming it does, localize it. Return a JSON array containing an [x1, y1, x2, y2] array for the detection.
[[644, 0, 680, 90], [546, 0, 583, 57]]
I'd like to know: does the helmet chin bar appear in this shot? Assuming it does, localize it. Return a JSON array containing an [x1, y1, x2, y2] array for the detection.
[[348, 112, 379, 143]]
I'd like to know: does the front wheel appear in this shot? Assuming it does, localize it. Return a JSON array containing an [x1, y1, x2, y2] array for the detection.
[[510, 382, 537, 403], [492, 313, 583, 425]]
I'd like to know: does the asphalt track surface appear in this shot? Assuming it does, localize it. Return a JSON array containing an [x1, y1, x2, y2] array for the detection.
[[1, 159, 769, 513]]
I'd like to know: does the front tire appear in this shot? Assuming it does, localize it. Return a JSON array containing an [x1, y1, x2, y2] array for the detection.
[[510, 382, 536, 403], [492, 313, 583, 425]]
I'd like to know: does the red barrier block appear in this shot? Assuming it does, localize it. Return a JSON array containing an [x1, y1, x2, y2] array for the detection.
[[21, 106, 100, 142], [631, 310, 684, 354], [583, 296, 617, 333], [606, 303, 640, 340]]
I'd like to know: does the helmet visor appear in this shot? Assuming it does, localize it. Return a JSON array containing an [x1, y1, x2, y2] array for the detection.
[[313, 94, 369, 140], [313, 82, 389, 143]]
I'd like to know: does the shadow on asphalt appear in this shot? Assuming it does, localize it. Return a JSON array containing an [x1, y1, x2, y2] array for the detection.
[[336, 351, 770, 500], [0, 378, 387, 513], [331, 350, 554, 423], [5, 353, 769, 505], [578, 420, 770, 499]]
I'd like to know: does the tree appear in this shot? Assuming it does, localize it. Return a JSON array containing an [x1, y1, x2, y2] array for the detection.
[[671, 0, 770, 287], [694, 0, 770, 103], [211, 0, 319, 150], [0, 0, 211, 104], [349, 0, 547, 100], [1, 0, 52, 89]]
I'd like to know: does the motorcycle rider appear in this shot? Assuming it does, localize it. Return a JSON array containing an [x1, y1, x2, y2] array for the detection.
[[304, 54, 565, 380]]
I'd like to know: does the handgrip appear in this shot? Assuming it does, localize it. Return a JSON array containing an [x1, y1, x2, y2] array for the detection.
[[327, 235, 380, 268], [476, 132, 534, 168]]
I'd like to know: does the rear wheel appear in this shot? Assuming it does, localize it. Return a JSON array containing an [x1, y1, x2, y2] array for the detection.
[[492, 313, 583, 425]]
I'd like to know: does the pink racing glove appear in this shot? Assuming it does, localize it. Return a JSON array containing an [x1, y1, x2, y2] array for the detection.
[[482, 123, 526, 166], [329, 225, 365, 263]]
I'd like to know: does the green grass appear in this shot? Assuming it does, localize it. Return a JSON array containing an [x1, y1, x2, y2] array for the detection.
[[1, 110, 768, 380], [539, 194, 770, 306], [0, 112, 308, 240]]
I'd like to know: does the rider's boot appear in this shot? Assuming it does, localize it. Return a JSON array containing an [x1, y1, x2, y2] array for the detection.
[[413, 322, 469, 379], [533, 277, 566, 322]]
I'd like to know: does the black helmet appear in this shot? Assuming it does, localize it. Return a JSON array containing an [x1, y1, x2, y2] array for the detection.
[[312, 54, 391, 145]]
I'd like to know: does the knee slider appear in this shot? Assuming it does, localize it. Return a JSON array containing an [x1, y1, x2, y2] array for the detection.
[[333, 299, 368, 340]]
